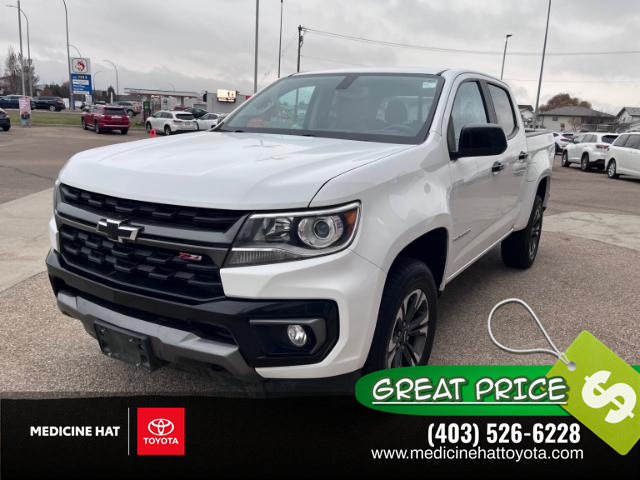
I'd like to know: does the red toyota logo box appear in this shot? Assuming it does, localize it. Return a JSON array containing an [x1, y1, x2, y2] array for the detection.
[[137, 407, 185, 455]]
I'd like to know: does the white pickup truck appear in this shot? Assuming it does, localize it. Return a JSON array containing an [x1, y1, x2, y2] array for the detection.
[[46, 68, 554, 381]]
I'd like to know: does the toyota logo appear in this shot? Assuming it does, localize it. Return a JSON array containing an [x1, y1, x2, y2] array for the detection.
[[148, 418, 175, 436]]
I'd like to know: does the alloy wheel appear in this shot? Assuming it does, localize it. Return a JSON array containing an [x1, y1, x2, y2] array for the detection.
[[529, 204, 543, 261], [386, 289, 430, 368]]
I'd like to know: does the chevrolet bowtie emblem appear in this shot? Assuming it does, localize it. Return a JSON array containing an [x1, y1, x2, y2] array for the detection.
[[96, 218, 142, 243]]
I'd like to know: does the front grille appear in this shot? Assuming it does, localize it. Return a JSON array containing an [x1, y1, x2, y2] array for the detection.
[[60, 184, 245, 232], [59, 225, 224, 302]]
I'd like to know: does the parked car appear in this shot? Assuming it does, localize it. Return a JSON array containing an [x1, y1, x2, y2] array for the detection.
[[115, 100, 142, 116], [605, 132, 640, 180], [552, 132, 573, 154], [186, 107, 209, 119], [560, 132, 618, 171], [0, 108, 10, 131], [0, 95, 34, 109], [196, 112, 221, 130], [47, 68, 554, 381], [33, 96, 66, 111], [81, 104, 130, 134], [145, 110, 198, 135]]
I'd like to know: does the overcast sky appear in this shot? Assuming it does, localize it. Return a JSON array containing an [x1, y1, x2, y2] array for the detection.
[[1, 0, 639, 113]]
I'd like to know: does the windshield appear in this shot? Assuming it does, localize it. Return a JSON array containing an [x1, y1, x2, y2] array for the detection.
[[222, 73, 443, 144]]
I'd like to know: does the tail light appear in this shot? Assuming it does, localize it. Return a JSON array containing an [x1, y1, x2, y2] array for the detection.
[[596, 144, 609, 151], [173, 119, 183, 123]]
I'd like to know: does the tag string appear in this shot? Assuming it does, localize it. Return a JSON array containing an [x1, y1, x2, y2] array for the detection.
[[487, 298, 571, 367]]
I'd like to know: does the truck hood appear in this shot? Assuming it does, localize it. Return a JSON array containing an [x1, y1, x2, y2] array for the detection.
[[59, 132, 411, 210]]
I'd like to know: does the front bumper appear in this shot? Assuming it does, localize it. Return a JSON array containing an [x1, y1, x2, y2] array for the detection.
[[47, 250, 341, 379]]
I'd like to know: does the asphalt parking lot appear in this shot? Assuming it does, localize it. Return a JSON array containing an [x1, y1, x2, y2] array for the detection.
[[0, 126, 638, 397]]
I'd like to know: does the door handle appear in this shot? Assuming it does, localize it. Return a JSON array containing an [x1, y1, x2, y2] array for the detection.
[[492, 161, 505, 174], [518, 151, 529, 161]]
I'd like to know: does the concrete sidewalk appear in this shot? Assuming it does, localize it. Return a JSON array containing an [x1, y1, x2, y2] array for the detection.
[[0, 188, 52, 292]]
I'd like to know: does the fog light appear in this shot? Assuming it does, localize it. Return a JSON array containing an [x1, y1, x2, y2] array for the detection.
[[287, 324, 308, 347]]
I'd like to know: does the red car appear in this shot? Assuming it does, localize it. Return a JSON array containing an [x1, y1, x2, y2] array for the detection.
[[81, 105, 130, 135]]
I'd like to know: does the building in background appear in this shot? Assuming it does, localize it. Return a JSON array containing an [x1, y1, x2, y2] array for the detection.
[[615, 107, 640, 131], [204, 89, 251, 114], [538, 106, 614, 132]]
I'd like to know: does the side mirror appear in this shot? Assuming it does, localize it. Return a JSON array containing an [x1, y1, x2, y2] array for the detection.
[[452, 124, 507, 159]]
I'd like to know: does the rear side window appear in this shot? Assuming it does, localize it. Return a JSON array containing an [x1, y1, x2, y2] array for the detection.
[[488, 84, 516, 136], [601, 135, 617, 144], [625, 135, 640, 149], [449, 81, 488, 151]]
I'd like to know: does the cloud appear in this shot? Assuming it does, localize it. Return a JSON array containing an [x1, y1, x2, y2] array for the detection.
[[1, 0, 638, 111]]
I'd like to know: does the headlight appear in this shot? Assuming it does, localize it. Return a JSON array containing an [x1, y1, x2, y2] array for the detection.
[[225, 202, 360, 267]]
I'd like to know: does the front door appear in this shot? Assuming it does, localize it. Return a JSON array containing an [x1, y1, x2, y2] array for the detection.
[[448, 80, 508, 275]]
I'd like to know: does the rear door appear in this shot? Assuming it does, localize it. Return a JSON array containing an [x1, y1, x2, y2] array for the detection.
[[485, 82, 527, 224], [567, 134, 583, 161]]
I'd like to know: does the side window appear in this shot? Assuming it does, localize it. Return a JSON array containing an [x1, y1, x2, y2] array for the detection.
[[573, 135, 584, 144], [448, 81, 488, 151], [626, 135, 640, 150], [586, 134, 596, 143], [613, 134, 629, 147], [488, 84, 517, 137]]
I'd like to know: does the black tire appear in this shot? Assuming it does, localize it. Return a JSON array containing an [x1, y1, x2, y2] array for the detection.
[[561, 151, 570, 167], [501, 195, 544, 269], [364, 257, 438, 373], [2, 125, 9, 131], [164, 125, 171, 136], [94, 121, 101, 134], [145, 122, 152, 134], [48, 105, 55, 112], [580, 154, 590, 171], [81, 118, 87, 130], [120, 128, 129, 135], [607, 159, 619, 179]]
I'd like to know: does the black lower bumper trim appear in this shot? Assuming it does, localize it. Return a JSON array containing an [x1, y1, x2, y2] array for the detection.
[[46, 250, 339, 371]]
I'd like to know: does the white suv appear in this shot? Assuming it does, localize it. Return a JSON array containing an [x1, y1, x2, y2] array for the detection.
[[145, 110, 198, 136], [605, 132, 640, 180], [561, 132, 618, 171]]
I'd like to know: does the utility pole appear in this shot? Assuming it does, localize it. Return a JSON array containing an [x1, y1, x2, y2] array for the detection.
[[17, 0, 26, 96], [62, 0, 74, 110], [253, 0, 259, 93], [277, 0, 283, 78], [500, 34, 512, 80], [296, 25, 304, 73], [534, 0, 552, 126]]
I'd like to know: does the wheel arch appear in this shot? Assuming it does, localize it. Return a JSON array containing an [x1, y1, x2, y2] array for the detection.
[[389, 227, 449, 291]]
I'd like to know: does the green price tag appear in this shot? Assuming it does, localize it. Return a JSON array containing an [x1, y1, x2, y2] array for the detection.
[[547, 331, 640, 455]]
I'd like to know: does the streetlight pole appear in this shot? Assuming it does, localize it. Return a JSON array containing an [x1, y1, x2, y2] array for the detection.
[[296, 25, 304, 73], [92, 70, 102, 95], [68, 44, 82, 57], [103, 59, 119, 102], [277, 0, 283, 78], [6, 3, 31, 96], [62, 0, 74, 110], [500, 33, 512, 80], [253, 0, 259, 93], [16, 0, 26, 96], [534, 0, 552, 126]]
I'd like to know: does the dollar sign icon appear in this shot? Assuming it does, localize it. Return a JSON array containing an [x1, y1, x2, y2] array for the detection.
[[582, 370, 637, 424]]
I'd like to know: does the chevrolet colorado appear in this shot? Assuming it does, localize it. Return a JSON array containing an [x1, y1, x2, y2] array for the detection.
[[46, 69, 554, 380]]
